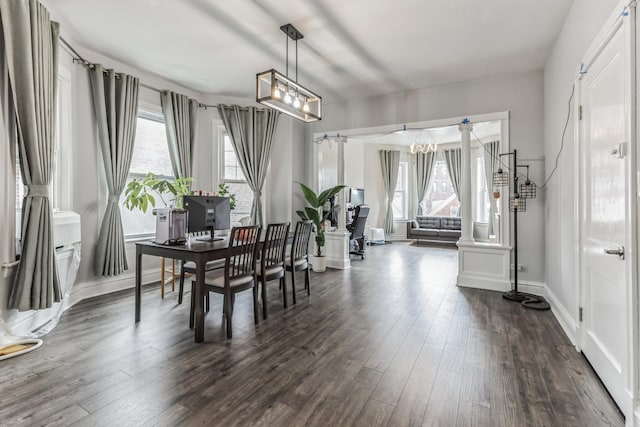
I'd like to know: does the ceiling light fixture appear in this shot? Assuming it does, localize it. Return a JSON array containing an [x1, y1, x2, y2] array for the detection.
[[256, 23, 322, 123]]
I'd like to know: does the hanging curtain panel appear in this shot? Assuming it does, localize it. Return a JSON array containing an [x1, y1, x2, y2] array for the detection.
[[443, 148, 462, 216], [161, 91, 198, 182], [415, 151, 436, 216], [379, 150, 400, 234], [483, 140, 500, 235], [217, 105, 279, 226], [90, 64, 140, 276], [1, 0, 61, 310]]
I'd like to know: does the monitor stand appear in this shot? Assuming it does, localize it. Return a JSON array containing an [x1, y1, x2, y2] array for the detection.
[[196, 226, 224, 242]]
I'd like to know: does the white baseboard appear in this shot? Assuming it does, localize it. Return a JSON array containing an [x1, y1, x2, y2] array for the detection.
[[518, 280, 546, 296], [457, 274, 510, 292], [544, 285, 578, 346], [66, 268, 162, 309]]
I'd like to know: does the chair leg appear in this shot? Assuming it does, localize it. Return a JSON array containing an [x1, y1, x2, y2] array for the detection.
[[281, 275, 287, 309], [262, 277, 268, 320], [178, 264, 185, 305], [205, 293, 210, 312], [305, 267, 310, 296], [224, 291, 233, 339], [291, 269, 297, 305], [253, 285, 260, 325]]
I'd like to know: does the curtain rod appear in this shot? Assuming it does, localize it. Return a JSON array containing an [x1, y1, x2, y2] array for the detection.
[[59, 36, 219, 109]]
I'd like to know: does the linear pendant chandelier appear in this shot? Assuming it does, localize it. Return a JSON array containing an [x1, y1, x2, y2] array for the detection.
[[256, 23, 322, 123]]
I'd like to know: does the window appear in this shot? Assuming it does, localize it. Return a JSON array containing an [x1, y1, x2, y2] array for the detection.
[[220, 129, 253, 224], [121, 111, 173, 237], [422, 159, 460, 217], [392, 161, 408, 220]]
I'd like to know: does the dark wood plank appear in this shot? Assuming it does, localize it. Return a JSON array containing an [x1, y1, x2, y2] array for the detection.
[[0, 243, 623, 427]]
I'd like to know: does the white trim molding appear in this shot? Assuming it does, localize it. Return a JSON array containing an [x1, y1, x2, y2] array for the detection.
[[67, 267, 162, 309], [456, 242, 511, 292]]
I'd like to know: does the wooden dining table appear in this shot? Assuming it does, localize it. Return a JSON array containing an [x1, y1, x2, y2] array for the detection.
[[135, 237, 231, 343]]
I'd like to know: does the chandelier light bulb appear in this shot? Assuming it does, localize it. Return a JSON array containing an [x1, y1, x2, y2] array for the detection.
[[273, 86, 281, 99], [293, 96, 301, 109], [283, 91, 292, 104], [303, 100, 310, 112]]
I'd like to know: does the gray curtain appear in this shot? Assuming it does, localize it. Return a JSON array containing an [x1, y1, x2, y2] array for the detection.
[[90, 65, 139, 276], [379, 150, 400, 234], [484, 140, 500, 235], [415, 151, 436, 216], [161, 91, 198, 181], [443, 148, 462, 215], [1, 0, 61, 311], [217, 105, 279, 226]]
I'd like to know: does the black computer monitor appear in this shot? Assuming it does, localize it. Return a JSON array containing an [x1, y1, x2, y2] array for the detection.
[[183, 195, 231, 242], [349, 188, 365, 207]]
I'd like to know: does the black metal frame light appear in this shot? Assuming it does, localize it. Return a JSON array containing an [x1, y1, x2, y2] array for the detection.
[[492, 168, 509, 187], [519, 167, 537, 199], [256, 24, 322, 123], [498, 149, 549, 311]]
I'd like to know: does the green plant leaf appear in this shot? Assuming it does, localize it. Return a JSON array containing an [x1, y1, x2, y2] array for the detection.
[[297, 182, 319, 208], [317, 185, 346, 205], [296, 210, 308, 220], [305, 207, 320, 224]]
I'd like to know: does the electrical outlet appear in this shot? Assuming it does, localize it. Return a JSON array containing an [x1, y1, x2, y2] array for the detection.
[[510, 264, 524, 271]]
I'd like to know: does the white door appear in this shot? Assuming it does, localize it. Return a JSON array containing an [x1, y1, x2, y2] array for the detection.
[[579, 19, 631, 415]]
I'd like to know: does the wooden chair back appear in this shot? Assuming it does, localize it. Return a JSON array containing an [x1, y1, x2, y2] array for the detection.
[[262, 222, 290, 271], [225, 225, 260, 282], [291, 221, 313, 262]]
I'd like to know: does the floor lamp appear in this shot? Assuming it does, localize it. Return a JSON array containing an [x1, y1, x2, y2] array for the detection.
[[493, 149, 550, 311]]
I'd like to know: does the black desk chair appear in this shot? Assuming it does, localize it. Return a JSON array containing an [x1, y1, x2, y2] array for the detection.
[[347, 205, 369, 259]]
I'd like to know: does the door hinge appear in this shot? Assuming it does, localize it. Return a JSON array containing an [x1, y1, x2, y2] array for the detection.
[[579, 307, 583, 322], [578, 105, 583, 120]]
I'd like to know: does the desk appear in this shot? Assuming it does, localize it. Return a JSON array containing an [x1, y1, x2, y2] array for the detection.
[[135, 238, 229, 343]]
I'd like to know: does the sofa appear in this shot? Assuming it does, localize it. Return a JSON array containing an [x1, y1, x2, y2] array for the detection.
[[406, 216, 461, 246]]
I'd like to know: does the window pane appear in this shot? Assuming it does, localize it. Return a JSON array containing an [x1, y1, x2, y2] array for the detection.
[[225, 181, 253, 224], [392, 192, 405, 219], [122, 114, 173, 237], [422, 159, 460, 217]]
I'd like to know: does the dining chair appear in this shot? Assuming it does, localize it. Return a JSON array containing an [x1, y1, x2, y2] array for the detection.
[[190, 225, 261, 339], [257, 222, 290, 320], [285, 220, 313, 304]]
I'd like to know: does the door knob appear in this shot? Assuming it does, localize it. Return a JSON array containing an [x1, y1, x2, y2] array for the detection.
[[604, 246, 625, 260]]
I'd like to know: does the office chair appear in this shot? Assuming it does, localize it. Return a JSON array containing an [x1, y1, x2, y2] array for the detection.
[[347, 205, 369, 259]]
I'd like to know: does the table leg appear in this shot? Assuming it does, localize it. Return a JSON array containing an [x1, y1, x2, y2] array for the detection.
[[135, 246, 142, 322], [195, 258, 205, 342]]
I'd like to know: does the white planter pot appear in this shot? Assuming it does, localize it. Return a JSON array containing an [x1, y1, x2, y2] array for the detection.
[[311, 255, 326, 272]]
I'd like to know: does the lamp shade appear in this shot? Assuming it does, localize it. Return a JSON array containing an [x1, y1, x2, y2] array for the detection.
[[256, 69, 321, 123], [509, 194, 526, 212], [519, 180, 536, 199], [492, 168, 509, 187]]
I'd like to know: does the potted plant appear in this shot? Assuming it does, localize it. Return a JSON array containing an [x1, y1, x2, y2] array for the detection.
[[296, 182, 345, 272], [124, 172, 193, 212], [216, 182, 237, 210]]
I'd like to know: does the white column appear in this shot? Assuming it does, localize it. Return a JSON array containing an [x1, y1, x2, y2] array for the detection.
[[337, 137, 346, 232], [458, 123, 474, 244]]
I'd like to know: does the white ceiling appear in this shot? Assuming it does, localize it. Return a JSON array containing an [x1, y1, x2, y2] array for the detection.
[[45, 0, 574, 103]]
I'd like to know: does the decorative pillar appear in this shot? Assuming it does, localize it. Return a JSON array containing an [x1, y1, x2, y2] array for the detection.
[[458, 122, 474, 244], [337, 136, 347, 232], [322, 136, 351, 270]]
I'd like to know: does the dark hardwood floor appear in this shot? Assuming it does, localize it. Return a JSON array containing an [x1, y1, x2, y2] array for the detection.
[[0, 243, 623, 426]]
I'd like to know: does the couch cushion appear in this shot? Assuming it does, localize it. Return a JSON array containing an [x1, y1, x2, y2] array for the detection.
[[416, 216, 441, 229], [440, 217, 461, 230], [411, 228, 439, 237], [438, 229, 461, 238]]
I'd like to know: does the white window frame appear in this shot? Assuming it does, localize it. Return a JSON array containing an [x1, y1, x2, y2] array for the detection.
[[123, 109, 173, 239], [218, 127, 246, 184], [394, 161, 409, 221]]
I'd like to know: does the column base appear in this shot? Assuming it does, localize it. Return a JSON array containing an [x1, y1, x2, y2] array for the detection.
[[456, 242, 511, 292], [323, 231, 351, 270]]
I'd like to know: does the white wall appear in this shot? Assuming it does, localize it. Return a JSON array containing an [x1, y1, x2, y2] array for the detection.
[[543, 1, 620, 325], [309, 70, 546, 282]]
